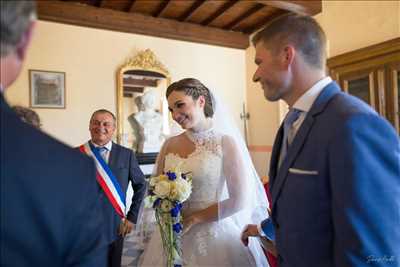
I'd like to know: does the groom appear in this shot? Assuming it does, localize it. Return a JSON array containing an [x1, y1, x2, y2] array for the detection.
[[241, 14, 399, 266], [80, 109, 146, 267]]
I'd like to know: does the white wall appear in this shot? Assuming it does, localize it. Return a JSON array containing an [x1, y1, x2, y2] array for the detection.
[[5, 21, 246, 147]]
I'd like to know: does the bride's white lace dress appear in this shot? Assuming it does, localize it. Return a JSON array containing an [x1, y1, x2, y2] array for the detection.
[[139, 128, 267, 267]]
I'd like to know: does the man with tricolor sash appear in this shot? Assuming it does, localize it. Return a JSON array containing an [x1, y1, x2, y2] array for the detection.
[[80, 109, 146, 267]]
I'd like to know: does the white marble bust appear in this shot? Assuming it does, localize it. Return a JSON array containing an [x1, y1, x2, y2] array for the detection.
[[130, 89, 164, 153]]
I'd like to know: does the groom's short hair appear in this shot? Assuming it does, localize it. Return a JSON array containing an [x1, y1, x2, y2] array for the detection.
[[252, 14, 327, 70]]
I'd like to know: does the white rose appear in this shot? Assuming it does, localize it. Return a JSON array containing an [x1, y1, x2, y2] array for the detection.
[[154, 180, 171, 198], [149, 176, 159, 187], [174, 178, 192, 202]]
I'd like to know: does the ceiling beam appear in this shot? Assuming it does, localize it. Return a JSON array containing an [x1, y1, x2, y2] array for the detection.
[[256, 1, 321, 15], [36, 1, 249, 49], [201, 0, 238, 26], [153, 0, 171, 18], [243, 9, 288, 34], [224, 3, 264, 30], [179, 0, 205, 22]]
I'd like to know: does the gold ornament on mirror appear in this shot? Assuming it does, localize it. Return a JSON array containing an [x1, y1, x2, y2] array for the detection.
[[116, 49, 171, 145], [123, 49, 169, 77]]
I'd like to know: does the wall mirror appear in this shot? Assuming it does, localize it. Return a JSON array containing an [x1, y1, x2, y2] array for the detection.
[[116, 49, 171, 159]]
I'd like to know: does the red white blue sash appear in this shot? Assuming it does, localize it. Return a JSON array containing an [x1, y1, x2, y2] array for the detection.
[[79, 142, 126, 218]]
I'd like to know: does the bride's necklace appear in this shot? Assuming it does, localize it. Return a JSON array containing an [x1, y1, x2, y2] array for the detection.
[[185, 120, 214, 146], [186, 127, 214, 144]]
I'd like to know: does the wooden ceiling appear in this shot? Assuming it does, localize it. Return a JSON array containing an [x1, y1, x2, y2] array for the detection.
[[36, 0, 321, 49]]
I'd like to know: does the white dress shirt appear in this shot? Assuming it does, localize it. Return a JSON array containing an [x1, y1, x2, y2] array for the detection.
[[91, 140, 112, 163], [289, 76, 332, 139]]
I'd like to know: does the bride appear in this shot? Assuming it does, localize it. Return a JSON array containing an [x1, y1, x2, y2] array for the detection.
[[139, 78, 270, 266]]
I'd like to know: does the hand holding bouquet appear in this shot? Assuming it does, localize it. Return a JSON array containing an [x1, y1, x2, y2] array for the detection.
[[145, 166, 192, 267]]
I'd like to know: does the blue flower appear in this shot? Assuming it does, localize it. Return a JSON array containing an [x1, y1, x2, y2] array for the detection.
[[170, 206, 180, 217], [174, 265, 182, 267], [173, 223, 183, 233], [153, 198, 161, 208], [170, 202, 182, 217], [166, 171, 177, 181]]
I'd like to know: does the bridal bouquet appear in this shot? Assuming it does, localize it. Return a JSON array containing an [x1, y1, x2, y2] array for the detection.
[[144, 166, 192, 267]]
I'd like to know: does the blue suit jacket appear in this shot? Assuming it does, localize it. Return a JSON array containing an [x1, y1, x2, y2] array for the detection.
[[0, 94, 107, 266], [95, 142, 146, 243], [262, 82, 400, 267]]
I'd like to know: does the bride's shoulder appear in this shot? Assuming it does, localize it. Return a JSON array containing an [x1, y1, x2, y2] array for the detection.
[[163, 132, 186, 148], [167, 132, 186, 142]]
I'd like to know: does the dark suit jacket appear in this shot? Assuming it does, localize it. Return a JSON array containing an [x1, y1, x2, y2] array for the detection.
[[265, 82, 400, 267], [0, 94, 107, 266], [92, 141, 146, 243]]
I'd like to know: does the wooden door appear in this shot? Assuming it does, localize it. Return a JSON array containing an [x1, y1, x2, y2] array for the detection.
[[387, 63, 400, 134], [339, 68, 383, 115]]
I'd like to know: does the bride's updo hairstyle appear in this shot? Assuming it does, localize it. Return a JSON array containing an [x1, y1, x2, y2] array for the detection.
[[166, 78, 214, 118]]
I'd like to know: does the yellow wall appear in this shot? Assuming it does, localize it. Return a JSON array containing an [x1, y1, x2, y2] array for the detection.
[[5, 21, 246, 146], [245, 45, 280, 178], [246, 0, 400, 178]]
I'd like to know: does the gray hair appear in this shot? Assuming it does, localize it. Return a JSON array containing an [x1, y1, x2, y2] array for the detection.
[[0, 0, 36, 57], [90, 109, 116, 124]]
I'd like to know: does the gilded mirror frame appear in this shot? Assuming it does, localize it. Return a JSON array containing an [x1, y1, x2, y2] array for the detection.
[[116, 49, 170, 144]]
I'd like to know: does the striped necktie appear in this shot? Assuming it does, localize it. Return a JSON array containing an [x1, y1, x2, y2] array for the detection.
[[98, 146, 108, 163]]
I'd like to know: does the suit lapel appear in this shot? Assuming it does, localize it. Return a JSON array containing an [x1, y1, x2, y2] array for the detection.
[[270, 82, 341, 207], [271, 115, 315, 203], [268, 124, 284, 190], [108, 142, 117, 169]]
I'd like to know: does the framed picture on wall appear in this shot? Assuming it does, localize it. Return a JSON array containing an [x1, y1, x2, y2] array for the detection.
[[29, 70, 65, 108]]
